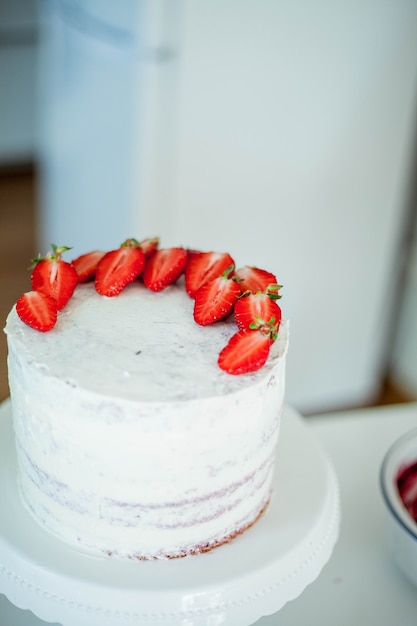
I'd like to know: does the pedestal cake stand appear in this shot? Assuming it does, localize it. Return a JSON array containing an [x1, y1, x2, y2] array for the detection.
[[0, 400, 340, 626]]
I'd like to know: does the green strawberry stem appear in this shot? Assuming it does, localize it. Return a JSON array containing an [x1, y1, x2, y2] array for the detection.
[[121, 238, 141, 248], [32, 244, 72, 266], [266, 284, 283, 300], [249, 316, 279, 340], [221, 264, 236, 279]]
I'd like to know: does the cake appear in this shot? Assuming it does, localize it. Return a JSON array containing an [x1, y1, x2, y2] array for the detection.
[[4, 239, 288, 560]]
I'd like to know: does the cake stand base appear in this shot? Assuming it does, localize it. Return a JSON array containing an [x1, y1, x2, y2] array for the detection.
[[0, 400, 340, 626]]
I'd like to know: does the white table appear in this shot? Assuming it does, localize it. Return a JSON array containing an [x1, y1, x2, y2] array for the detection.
[[270, 402, 417, 626], [1, 402, 417, 625]]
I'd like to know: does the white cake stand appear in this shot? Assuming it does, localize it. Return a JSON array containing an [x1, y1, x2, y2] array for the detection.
[[0, 400, 340, 626]]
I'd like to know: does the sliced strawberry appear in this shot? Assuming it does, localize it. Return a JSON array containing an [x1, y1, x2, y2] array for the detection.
[[31, 244, 78, 310], [194, 267, 241, 326], [186, 248, 203, 262], [218, 329, 274, 375], [184, 248, 204, 278], [234, 266, 281, 296], [397, 461, 417, 522], [95, 239, 145, 297], [71, 250, 106, 283], [139, 236, 159, 257], [142, 247, 187, 292], [234, 291, 282, 332], [16, 291, 58, 332], [185, 251, 235, 298]]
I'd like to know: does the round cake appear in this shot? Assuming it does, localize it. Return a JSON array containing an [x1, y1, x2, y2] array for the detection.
[[4, 243, 288, 560]]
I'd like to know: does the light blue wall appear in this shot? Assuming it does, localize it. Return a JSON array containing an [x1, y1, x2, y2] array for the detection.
[[37, 0, 148, 253]]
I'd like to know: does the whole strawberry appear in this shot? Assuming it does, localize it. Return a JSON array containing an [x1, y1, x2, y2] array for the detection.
[[95, 238, 145, 297], [31, 244, 78, 310]]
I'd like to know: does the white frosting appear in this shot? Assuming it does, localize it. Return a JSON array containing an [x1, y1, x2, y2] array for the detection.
[[5, 280, 288, 559]]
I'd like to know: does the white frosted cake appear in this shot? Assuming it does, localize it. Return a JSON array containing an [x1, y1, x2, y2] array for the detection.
[[4, 244, 288, 560]]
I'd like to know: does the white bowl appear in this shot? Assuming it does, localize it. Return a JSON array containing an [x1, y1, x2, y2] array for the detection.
[[380, 427, 417, 587]]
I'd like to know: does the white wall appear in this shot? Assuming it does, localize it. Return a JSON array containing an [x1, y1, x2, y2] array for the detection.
[[391, 221, 417, 397], [136, 0, 417, 413], [36, 0, 147, 253], [33, 1, 417, 414]]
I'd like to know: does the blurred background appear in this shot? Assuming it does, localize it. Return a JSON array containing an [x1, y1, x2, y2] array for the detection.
[[1, 0, 417, 415]]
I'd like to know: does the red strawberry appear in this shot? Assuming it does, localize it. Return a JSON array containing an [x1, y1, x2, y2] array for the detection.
[[185, 251, 235, 298], [142, 247, 187, 292], [186, 248, 203, 262], [193, 267, 241, 326], [234, 291, 282, 332], [31, 244, 78, 310], [139, 236, 159, 257], [218, 328, 275, 375], [71, 250, 106, 283], [397, 461, 417, 522], [234, 266, 281, 296], [16, 291, 58, 332], [95, 239, 145, 297]]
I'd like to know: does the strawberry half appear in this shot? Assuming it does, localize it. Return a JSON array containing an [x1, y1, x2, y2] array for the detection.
[[31, 244, 78, 310], [218, 328, 274, 375], [142, 247, 187, 292], [193, 267, 241, 326], [95, 239, 145, 297], [71, 250, 106, 283], [185, 251, 235, 298], [234, 266, 281, 296], [139, 236, 160, 257], [234, 291, 282, 332], [186, 247, 203, 260], [16, 291, 58, 332]]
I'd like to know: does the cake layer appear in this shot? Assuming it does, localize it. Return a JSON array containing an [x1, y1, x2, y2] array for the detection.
[[5, 280, 288, 559]]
